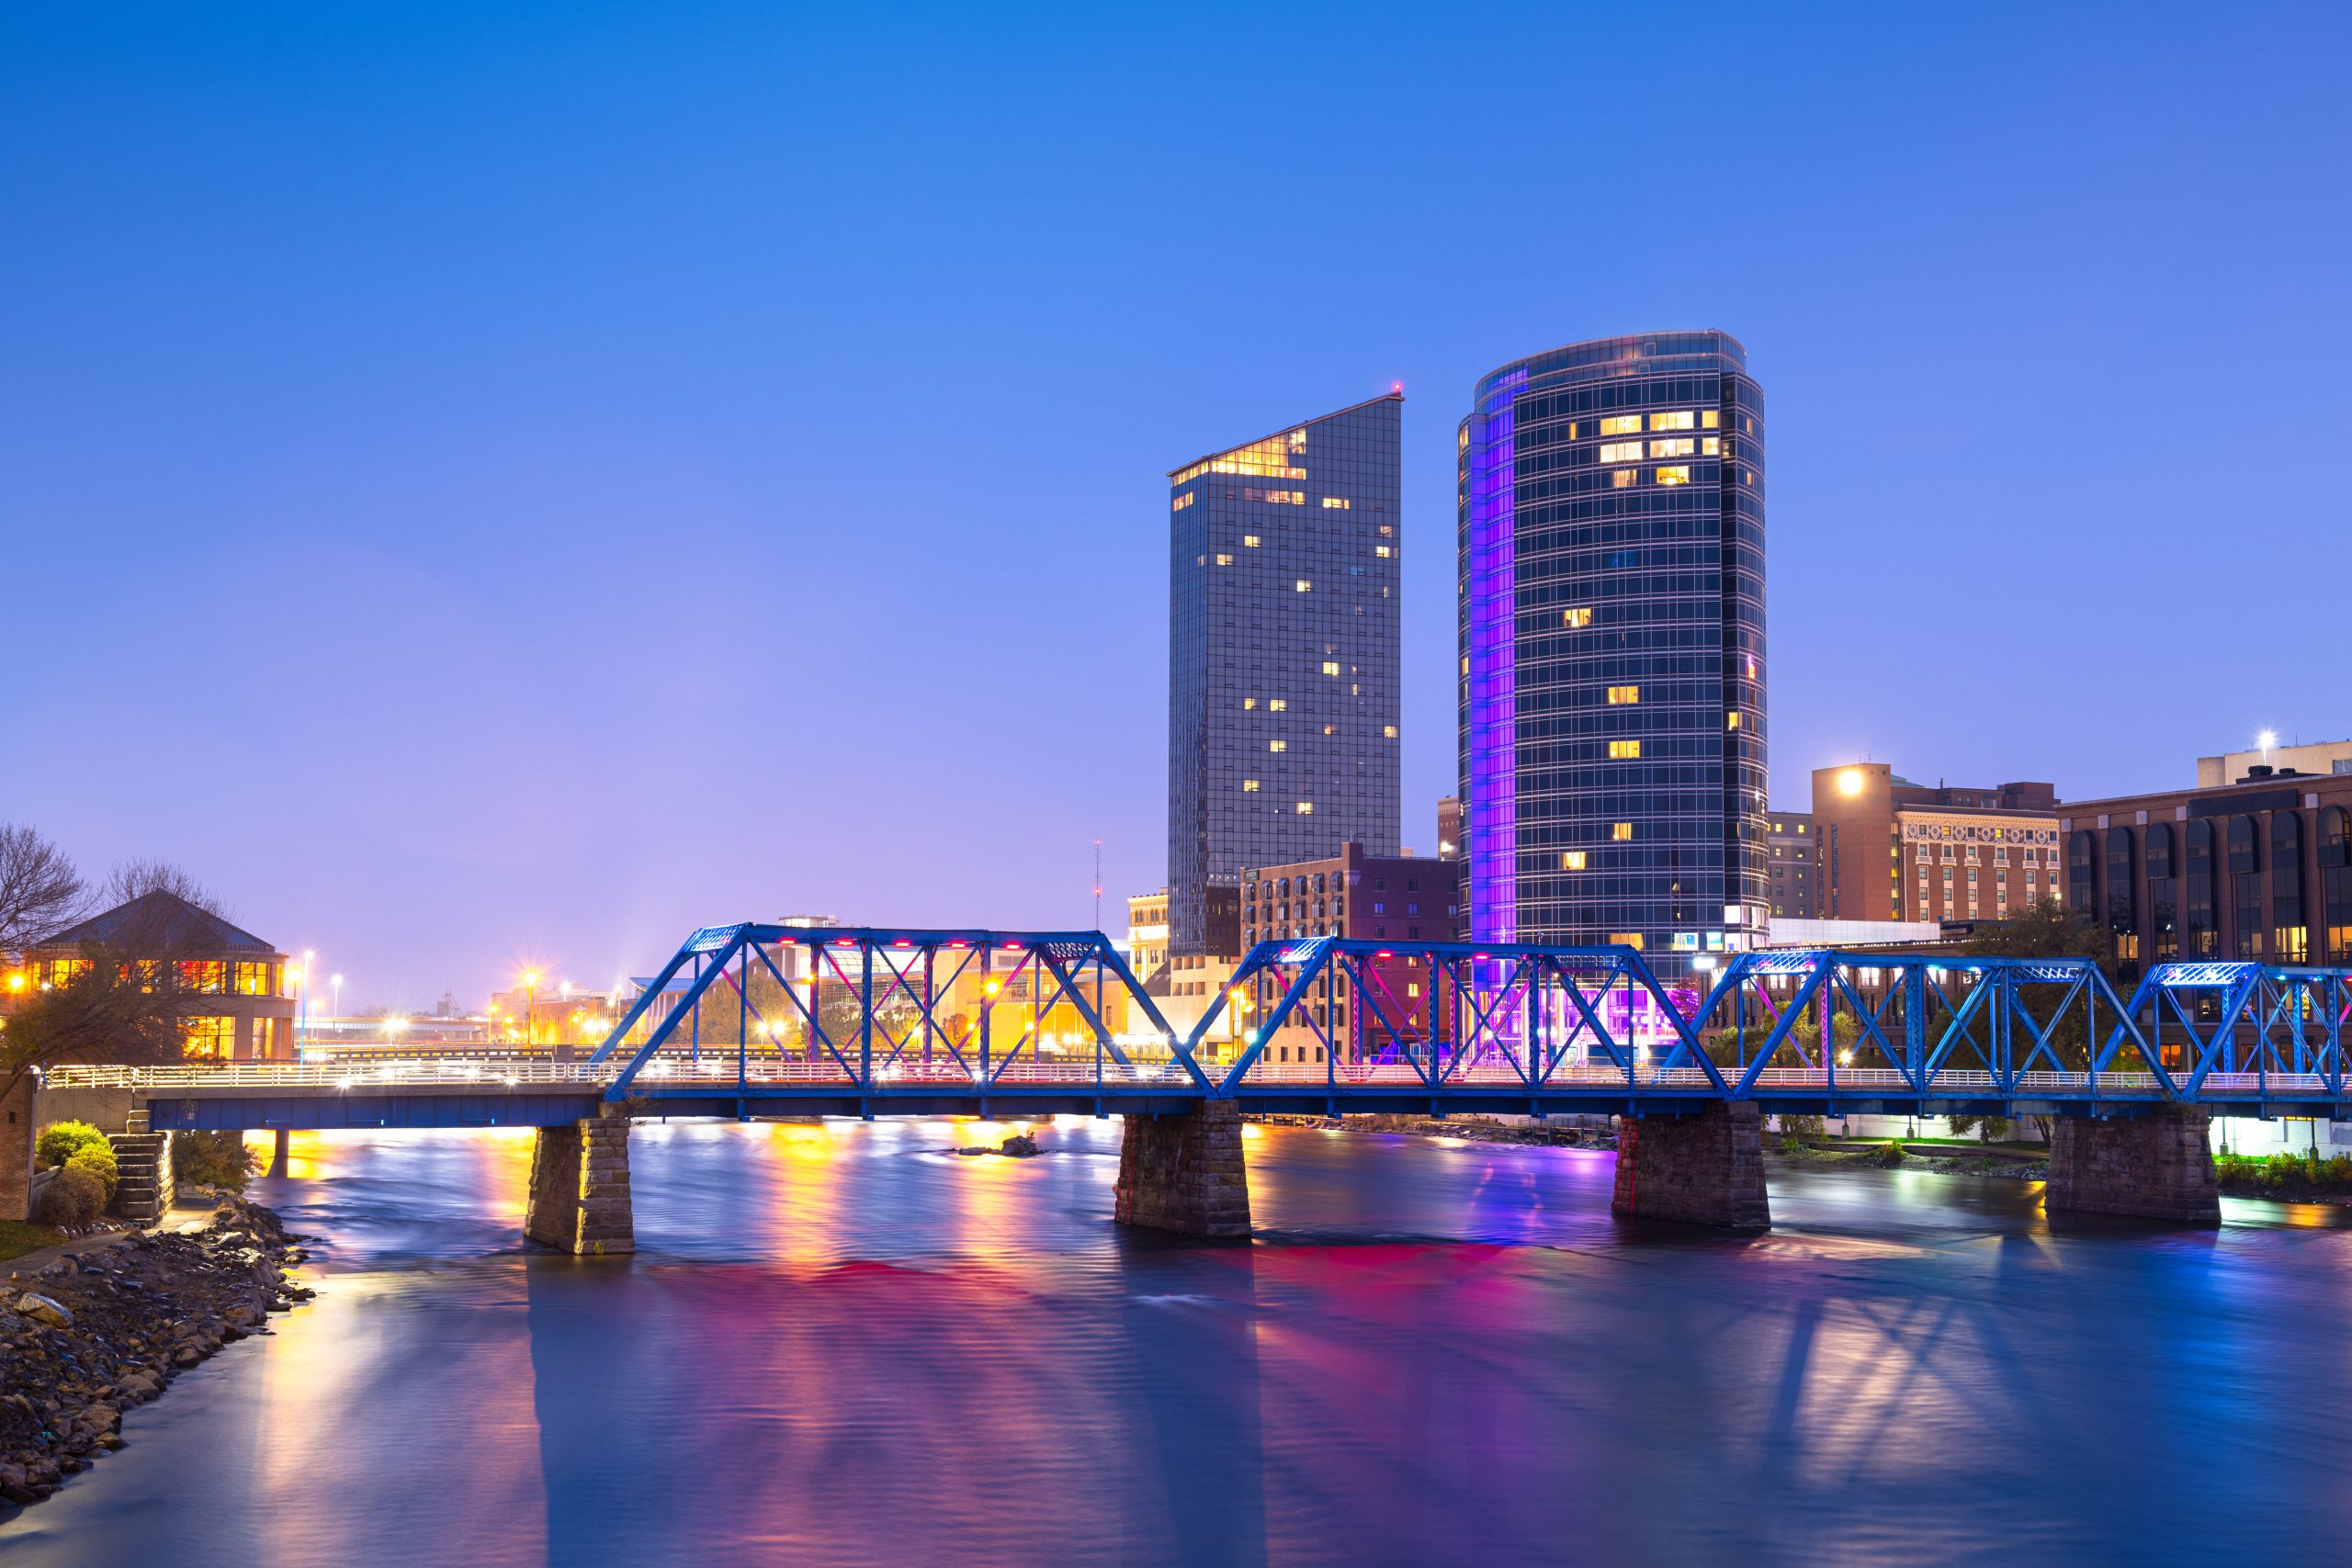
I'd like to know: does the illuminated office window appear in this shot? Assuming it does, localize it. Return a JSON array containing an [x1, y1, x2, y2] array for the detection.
[[1243, 535, 1261, 547], [1242, 780, 1261, 792], [1172, 492, 1193, 512], [1560, 852, 1587, 871], [1269, 739, 1287, 752], [1606, 685, 1639, 705], [1655, 465, 1691, 486], [1612, 822, 1635, 841], [1648, 437, 1695, 458], [1321, 661, 1340, 675], [1321, 496, 1351, 509], [1727, 711, 1742, 729], [1215, 553, 1234, 566], [1702, 410, 1721, 428], [1599, 440, 1644, 463], [1611, 469, 1637, 488], [1599, 415, 1643, 436], [1608, 739, 1642, 759], [1242, 697, 1257, 710], [1268, 698, 1286, 711], [1322, 725, 1335, 736], [1374, 545, 1392, 558], [1650, 411, 1696, 431], [1295, 579, 1312, 592], [1608, 932, 1645, 949], [1702, 435, 1721, 456], [1382, 725, 1397, 739], [1295, 801, 1314, 815], [1563, 606, 1592, 626]]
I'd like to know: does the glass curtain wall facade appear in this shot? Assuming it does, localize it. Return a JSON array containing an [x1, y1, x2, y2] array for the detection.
[[1457, 333, 1767, 969], [1168, 393, 1403, 954]]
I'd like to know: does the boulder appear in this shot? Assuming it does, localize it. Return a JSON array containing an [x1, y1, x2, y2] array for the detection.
[[14, 1294, 73, 1329]]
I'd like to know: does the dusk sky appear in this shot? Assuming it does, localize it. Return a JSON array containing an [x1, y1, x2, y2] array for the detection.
[[4, 4, 2345, 1010]]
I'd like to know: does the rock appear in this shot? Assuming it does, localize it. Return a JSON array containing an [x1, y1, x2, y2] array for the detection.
[[14, 1295, 73, 1329], [999, 1134, 1043, 1157], [172, 1347, 200, 1369], [1, 1483, 36, 1506]]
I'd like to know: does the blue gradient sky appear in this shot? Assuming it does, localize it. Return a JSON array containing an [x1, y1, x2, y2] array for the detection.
[[4, 4, 2345, 1010]]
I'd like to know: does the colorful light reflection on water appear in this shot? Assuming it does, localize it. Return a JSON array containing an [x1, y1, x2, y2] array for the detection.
[[5, 1122, 2352, 1565]]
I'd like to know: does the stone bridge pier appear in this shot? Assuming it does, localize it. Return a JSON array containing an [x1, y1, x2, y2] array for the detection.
[[1114, 1102, 1250, 1237], [525, 1107, 635, 1255], [1611, 1102, 1770, 1230], [2045, 1106, 2219, 1224]]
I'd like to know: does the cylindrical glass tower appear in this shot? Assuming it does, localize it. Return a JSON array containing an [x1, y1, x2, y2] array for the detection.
[[1456, 331, 1767, 973]]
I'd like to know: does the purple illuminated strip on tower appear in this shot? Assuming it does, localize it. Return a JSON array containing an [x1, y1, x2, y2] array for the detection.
[[1462, 368, 1522, 944]]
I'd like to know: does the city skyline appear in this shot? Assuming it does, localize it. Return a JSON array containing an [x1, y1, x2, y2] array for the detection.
[[3, 6, 2345, 1007]]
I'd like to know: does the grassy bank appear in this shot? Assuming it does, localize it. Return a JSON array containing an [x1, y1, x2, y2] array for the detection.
[[2213, 1152, 2352, 1201], [0, 1219, 64, 1263]]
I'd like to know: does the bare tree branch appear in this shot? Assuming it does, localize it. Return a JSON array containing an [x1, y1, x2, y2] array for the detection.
[[105, 858, 227, 919], [0, 822, 87, 952]]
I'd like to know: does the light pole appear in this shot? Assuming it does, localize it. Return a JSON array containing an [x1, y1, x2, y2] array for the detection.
[[522, 970, 541, 1048], [331, 974, 344, 1035], [289, 963, 306, 1055]]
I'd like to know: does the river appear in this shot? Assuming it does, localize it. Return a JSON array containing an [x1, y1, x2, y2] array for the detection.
[[4, 1120, 2350, 1565]]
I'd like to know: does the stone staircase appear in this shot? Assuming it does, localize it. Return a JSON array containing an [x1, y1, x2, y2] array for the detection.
[[108, 1116, 174, 1222]]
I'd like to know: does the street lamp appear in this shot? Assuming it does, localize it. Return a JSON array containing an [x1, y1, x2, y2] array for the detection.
[[522, 970, 541, 1047], [288, 964, 306, 1054], [331, 974, 344, 1029]]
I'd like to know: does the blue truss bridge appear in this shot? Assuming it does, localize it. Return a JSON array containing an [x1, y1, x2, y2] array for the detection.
[[45, 924, 2352, 1243]]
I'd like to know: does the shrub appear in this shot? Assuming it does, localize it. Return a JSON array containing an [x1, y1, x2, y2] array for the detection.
[[38, 1165, 106, 1227], [172, 1130, 258, 1191], [1776, 1113, 1825, 1151], [35, 1120, 110, 1169], [65, 1142, 119, 1200]]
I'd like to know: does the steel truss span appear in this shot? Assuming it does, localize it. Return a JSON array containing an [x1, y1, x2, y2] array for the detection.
[[59, 931, 2352, 1125]]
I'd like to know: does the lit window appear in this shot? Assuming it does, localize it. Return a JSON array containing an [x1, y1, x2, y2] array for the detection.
[[1215, 553, 1234, 566], [1378, 525, 1393, 537], [1374, 545, 1392, 558], [1458, 426, 1469, 451], [1561, 852, 1586, 871], [1606, 685, 1639, 705], [1727, 711, 1742, 730], [1563, 606, 1592, 627], [1459, 656, 1470, 674], [1608, 932, 1645, 950], [1609, 739, 1642, 759], [1702, 435, 1721, 456], [1243, 535, 1261, 547], [1650, 411, 1696, 432], [1269, 739, 1287, 752], [1612, 822, 1634, 841], [1648, 437, 1695, 458], [1321, 660, 1340, 675], [1242, 780, 1261, 792], [1321, 496, 1351, 509], [1702, 411, 1721, 428], [1295, 579, 1311, 592], [1599, 415, 1642, 436], [1322, 725, 1335, 736], [1295, 801, 1314, 815], [1655, 465, 1691, 486], [1599, 440, 1644, 463], [1171, 492, 1193, 512], [1611, 469, 1637, 488], [1382, 725, 1397, 739], [1243, 697, 1258, 710], [1268, 698, 1286, 711]]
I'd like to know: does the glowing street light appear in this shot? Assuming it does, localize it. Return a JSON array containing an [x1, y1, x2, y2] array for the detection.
[[2258, 729, 2278, 760]]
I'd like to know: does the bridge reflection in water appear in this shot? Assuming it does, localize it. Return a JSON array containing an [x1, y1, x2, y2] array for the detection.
[[51, 926, 2352, 1242]]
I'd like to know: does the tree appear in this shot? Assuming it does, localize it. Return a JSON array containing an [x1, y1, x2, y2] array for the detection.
[[1, 942, 191, 1100], [0, 822, 87, 950], [104, 858, 227, 918], [1962, 897, 2116, 1142]]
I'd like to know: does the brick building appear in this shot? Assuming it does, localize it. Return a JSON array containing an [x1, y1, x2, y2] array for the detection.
[[1811, 764, 2062, 926], [1768, 811, 1817, 919]]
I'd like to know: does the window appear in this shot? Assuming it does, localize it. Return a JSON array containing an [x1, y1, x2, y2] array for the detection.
[[1649, 411, 1696, 431], [2230, 814, 2262, 958], [1382, 725, 1397, 739], [1321, 496, 1350, 509], [1242, 780, 1260, 792], [1726, 711, 1742, 730], [1648, 437, 1695, 458], [1599, 415, 1643, 436], [1268, 698, 1287, 711], [1242, 697, 1257, 710], [1599, 440, 1644, 463], [1701, 435, 1721, 456], [1171, 492, 1193, 512], [1612, 822, 1634, 841], [1702, 410, 1721, 428], [1607, 932, 1645, 950], [1654, 465, 1691, 486], [2273, 811, 2308, 962], [1606, 685, 1639, 705], [1295, 579, 1311, 592], [1608, 739, 1641, 758], [1563, 606, 1592, 627], [1243, 535, 1261, 547], [1215, 553, 1234, 566], [1296, 802, 1314, 815], [1561, 852, 1586, 870], [2186, 818, 2217, 955], [1268, 739, 1286, 752], [1321, 660, 1340, 675], [1243, 487, 1305, 505], [1374, 545, 1393, 558]]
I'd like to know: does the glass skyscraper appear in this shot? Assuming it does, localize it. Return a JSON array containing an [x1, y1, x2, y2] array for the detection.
[[1169, 393, 1403, 955], [1457, 333, 1766, 971]]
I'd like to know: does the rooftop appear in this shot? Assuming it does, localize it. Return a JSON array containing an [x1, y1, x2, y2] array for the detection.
[[37, 890, 278, 955]]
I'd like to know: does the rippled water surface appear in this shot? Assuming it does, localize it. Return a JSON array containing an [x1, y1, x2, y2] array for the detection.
[[6, 1120, 2352, 1566]]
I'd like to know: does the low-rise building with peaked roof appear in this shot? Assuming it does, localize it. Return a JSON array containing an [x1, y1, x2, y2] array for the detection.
[[21, 891, 298, 1060]]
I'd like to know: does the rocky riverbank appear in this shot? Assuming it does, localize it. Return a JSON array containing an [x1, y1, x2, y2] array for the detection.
[[0, 1193, 313, 1511]]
